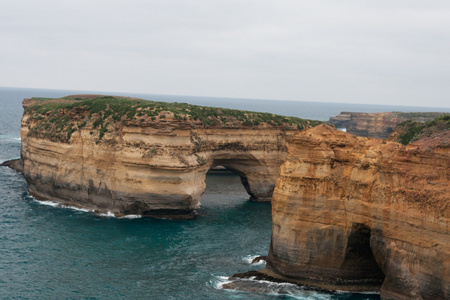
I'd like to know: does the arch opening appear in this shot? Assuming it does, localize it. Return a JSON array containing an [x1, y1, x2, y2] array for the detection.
[[207, 156, 261, 201], [204, 166, 249, 197], [208, 165, 256, 200], [343, 223, 385, 286]]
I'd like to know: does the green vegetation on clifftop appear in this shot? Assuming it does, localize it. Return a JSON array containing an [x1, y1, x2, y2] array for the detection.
[[25, 95, 322, 143], [396, 114, 450, 145]]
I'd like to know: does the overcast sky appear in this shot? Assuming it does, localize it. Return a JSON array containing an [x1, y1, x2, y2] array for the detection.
[[1, 1, 449, 107]]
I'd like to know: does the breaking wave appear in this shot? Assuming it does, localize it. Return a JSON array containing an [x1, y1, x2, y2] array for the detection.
[[208, 275, 232, 290], [32, 198, 93, 213], [0, 135, 21, 142], [243, 254, 266, 266], [213, 274, 339, 299]]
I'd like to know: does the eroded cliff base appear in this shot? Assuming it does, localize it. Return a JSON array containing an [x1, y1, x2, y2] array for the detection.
[[225, 269, 382, 294]]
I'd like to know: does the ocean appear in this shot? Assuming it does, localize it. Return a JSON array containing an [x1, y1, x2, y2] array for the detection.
[[1, 87, 448, 299]]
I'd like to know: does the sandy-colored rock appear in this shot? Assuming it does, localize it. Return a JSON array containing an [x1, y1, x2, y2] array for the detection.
[[267, 124, 450, 299], [18, 97, 313, 218]]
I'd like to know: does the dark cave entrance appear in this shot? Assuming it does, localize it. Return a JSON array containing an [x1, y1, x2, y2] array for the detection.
[[342, 223, 385, 285]]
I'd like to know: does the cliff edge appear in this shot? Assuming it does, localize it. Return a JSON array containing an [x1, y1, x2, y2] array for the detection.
[[266, 124, 449, 299], [15, 95, 321, 218]]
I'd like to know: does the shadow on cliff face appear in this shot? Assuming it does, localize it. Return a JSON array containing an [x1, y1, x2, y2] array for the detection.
[[265, 124, 450, 299], [224, 223, 386, 297], [343, 223, 385, 283]]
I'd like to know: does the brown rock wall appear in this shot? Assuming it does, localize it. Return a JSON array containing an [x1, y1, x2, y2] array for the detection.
[[267, 124, 450, 299], [19, 112, 298, 217]]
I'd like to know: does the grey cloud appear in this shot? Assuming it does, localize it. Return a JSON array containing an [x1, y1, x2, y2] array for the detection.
[[1, 0, 449, 107]]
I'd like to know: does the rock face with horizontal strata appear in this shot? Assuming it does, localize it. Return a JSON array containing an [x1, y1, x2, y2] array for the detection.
[[329, 111, 447, 139], [266, 124, 449, 299], [18, 96, 318, 218]]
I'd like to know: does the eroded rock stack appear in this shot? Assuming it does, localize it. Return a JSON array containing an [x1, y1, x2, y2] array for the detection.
[[266, 124, 449, 299]]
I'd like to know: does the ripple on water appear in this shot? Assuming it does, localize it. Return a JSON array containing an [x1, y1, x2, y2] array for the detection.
[[0, 164, 378, 299]]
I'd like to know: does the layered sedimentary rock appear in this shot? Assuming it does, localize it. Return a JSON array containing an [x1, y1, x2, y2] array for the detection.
[[329, 111, 446, 139], [16, 95, 320, 218], [266, 124, 449, 299]]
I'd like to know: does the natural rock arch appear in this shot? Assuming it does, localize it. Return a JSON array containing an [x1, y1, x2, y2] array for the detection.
[[206, 152, 277, 201], [20, 125, 295, 218], [17, 95, 324, 218]]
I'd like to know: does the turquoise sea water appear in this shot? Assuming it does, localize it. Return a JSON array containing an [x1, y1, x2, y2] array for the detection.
[[1, 87, 448, 299]]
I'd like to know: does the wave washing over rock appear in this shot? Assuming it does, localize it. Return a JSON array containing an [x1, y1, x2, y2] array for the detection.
[[252, 124, 449, 299]]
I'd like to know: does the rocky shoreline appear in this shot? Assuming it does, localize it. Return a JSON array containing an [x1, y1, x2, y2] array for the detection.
[[5, 94, 449, 299]]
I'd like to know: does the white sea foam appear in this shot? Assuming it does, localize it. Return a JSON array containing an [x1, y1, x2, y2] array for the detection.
[[99, 211, 116, 217], [70, 207, 93, 213], [36, 200, 60, 207], [210, 275, 232, 290], [119, 214, 142, 219], [0, 135, 21, 142], [33, 198, 94, 212], [243, 254, 266, 265], [218, 274, 335, 300], [98, 212, 142, 219], [241, 277, 299, 288], [30, 196, 143, 218]]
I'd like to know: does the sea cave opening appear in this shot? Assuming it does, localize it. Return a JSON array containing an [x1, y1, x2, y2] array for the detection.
[[343, 223, 385, 286]]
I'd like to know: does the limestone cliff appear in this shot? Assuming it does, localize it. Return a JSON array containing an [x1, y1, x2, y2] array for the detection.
[[329, 111, 447, 139], [16, 95, 321, 218], [266, 124, 449, 299]]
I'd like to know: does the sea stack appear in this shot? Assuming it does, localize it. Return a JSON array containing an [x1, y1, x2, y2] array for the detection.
[[265, 124, 450, 299]]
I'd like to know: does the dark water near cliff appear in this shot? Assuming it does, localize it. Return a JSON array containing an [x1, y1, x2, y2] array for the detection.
[[1, 87, 447, 299]]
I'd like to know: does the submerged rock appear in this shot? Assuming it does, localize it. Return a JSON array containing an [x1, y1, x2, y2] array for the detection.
[[251, 256, 268, 264], [1, 158, 23, 172]]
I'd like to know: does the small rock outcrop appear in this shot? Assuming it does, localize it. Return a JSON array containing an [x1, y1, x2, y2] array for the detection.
[[14, 95, 321, 218], [329, 111, 447, 139], [266, 124, 449, 299]]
